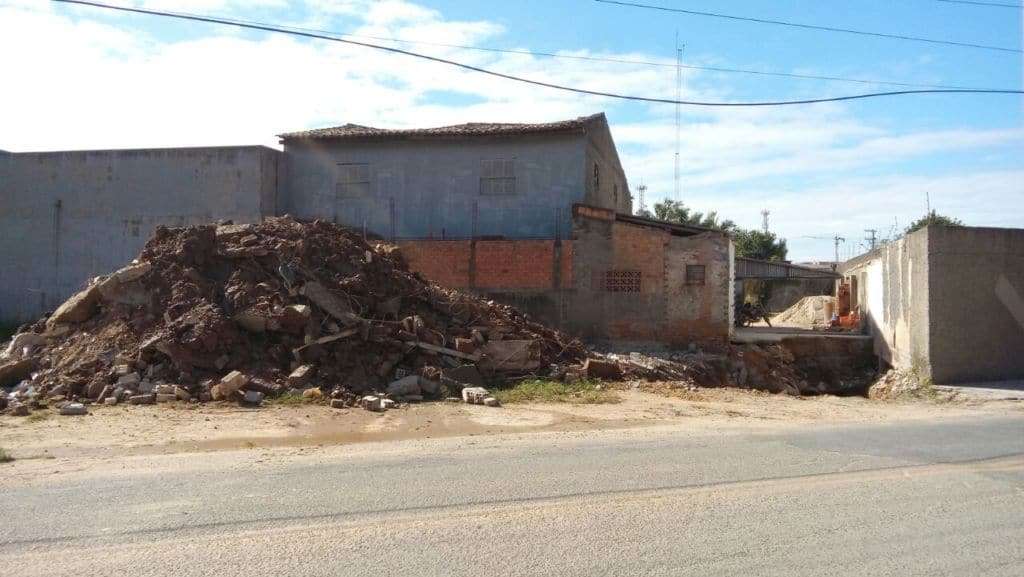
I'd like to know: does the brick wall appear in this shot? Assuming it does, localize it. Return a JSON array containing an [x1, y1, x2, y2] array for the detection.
[[476, 241, 554, 289], [397, 239, 571, 291], [397, 241, 471, 288]]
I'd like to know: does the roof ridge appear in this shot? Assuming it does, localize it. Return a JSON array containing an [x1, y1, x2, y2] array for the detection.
[[278, 113, 606, 141]]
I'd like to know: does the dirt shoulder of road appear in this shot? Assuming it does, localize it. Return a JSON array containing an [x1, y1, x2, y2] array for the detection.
[[2, 385, 1020, 464]]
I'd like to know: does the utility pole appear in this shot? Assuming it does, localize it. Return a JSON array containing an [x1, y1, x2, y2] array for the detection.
[[761, 209, 770, 233], [638, 182, 647, 214], [833, 235, 846, 264], [864, 228, 878, 251]]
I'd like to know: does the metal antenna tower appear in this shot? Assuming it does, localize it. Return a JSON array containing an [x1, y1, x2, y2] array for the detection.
[[760, 209, 770, 233], [674, 33, 684, 202], [638, 182, 648, 214]]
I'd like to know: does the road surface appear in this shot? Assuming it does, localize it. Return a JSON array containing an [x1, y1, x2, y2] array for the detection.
[[2, 415, 1022, 576]]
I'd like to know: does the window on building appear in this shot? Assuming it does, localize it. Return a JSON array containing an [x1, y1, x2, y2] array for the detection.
[[480, 159, 516, 195], [685, 264, 706, 285], [603, 270, 641, 293], [337, 163, 371, 197]]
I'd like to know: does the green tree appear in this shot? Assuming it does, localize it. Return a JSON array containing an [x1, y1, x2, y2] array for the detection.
[[733, 229, 788, 261], [650, 199, 737, 232], [904, 210, 963, 235], [641, 199, 787, 260]]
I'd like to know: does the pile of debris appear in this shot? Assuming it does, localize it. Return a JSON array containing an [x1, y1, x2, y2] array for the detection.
[[0, 217, 586, 414], [867, 368, 951, 401], [605, 344, 808, 396], [771, 296, 835, 329]]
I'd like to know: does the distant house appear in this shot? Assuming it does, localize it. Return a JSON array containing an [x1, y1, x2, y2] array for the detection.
[[278, 113, 631, 240]]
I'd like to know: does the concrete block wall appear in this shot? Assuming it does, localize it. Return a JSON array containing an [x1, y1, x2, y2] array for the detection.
[[0, 146, 280, 322], [842, 225, 1024, 385], [841, 229, 930, 375], [926, 226, 1024, 384], [283, 135, 589, 241]]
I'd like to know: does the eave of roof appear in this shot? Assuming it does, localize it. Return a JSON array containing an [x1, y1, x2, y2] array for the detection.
[[278, 113, 606, 142]]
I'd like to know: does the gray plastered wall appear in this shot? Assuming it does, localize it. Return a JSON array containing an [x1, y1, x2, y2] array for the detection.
[[0, 146, 280, 322]]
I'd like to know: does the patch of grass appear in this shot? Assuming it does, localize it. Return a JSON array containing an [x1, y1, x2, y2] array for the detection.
[[0, 448, 13, 463], [265, 392, 317, 407], [26, 411, 50, 423], [492, 379, 621, 405]]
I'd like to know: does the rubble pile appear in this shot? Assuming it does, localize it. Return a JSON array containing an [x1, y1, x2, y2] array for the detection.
[[604, 344, 808, 396], [0, 217, 587, 413], [867, 368, 951, 401], [772, 296, 835, 329]]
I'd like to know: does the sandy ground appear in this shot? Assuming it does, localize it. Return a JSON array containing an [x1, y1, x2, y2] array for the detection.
[[2, 385, 1020, 463]]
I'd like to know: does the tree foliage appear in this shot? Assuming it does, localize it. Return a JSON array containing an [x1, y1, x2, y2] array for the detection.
[[904, 210, 963, 235], [649, 200, 737, 232], [732, 229, 788, 261], [643, 199, 787, 261]]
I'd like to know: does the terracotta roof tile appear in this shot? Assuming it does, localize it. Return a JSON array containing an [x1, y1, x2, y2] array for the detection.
[[279, 113, 605, 141]]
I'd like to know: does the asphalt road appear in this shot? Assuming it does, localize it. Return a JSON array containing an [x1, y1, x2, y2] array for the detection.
[[2, 415, 1022, 576]]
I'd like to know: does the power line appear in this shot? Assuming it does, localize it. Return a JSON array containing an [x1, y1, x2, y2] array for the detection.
[[52, 0, 1024, 107], [594, 0, 1023, 54], [933, 0, 1023, 8], [61, 2, 1008, 90]]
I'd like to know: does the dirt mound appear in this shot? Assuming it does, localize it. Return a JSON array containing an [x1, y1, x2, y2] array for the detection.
[[771, 295, 835, 328], [1, 217, 587, 409]]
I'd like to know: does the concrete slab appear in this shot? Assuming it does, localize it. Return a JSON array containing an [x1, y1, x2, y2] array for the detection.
[[732, 326, 872, 344]]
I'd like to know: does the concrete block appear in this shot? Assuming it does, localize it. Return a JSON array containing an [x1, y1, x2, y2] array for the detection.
[[462, 386, 490, 404], [58, 402, 88, 416], [129, 393, 156, 405], [360, 395, 384, 412], [117, 372, 141, 387], [386, 374, 421, 397], [288, 365, 314, 387]]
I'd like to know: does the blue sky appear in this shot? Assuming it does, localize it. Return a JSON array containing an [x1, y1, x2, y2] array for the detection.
[[2, 0, 1022, 260]]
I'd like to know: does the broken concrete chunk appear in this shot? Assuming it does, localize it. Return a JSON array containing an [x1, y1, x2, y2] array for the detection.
[[386, 374, 421, 397], [114, 364, 133, 376], [302, 387, 323, 400], [96, 262, 153, 306], [483, 396, 501, 407], [288, 365, 314, 387], [301, 281, 361, 326], [242, 390, 264, 406], [2, 333, 44, 360], [129, 393, 156, 405], [214, 371, 248, 400], [59, 402, 88, 416], [117, 372, 141, 387], [329, 398, 347, 409], [156, 393, 177, 403], [480, 340, 540, 371], [582, 358, 623, 380], [0, 357, 35, 387], [173, 385, 190, 400], [382, 398, 397, 410], [360, 395, 384, 412], [46, 283, 100, 327], [103, 396, 118, 405]]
